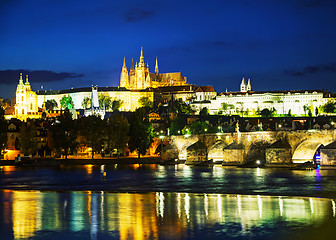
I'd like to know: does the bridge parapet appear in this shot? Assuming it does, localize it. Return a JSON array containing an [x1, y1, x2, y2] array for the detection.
[[161, 130, 336, 166]]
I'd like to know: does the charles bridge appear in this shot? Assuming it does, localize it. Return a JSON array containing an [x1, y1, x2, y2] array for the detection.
[[158, 129, 336, 166]]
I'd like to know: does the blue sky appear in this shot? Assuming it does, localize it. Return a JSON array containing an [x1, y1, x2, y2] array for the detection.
[[1, 0, 336, 99]]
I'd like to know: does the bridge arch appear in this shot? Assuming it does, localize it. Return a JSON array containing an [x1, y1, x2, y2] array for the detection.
[[208, 140, 228, 163], [292, 140, 326, 163], [245, 140, 271, 164]]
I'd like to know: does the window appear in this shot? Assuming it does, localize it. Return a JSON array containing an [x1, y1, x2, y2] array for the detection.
[[21, 96, 24, 102], [22, 109, 24, 114]]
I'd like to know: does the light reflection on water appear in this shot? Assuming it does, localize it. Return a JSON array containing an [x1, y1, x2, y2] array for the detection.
[[0, 190, 335, 240]]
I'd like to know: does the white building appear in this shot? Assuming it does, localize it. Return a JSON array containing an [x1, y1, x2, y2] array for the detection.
[[191, 78, 333, 116]]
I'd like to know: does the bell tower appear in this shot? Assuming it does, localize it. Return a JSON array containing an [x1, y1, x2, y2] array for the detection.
[[120, 57, 129, 88], [240, 77, 247, 92]]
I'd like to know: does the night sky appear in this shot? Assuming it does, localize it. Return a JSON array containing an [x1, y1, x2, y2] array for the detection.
[[1, 0, 336, 99]]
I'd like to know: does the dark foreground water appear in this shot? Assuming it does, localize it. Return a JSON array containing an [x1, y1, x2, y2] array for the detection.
[[1, 164, 336, 239]]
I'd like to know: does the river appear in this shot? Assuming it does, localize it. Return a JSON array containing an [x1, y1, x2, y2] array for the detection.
[[0, 164, 336, 239]]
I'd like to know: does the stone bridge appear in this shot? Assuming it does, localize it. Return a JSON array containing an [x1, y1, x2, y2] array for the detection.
[[160, 130, 336, 166]]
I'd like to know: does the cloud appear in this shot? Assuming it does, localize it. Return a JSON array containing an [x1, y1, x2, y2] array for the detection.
[[284, 63, 336, 77], [123, 8, 154, 22], [0, 70, 84, 84]]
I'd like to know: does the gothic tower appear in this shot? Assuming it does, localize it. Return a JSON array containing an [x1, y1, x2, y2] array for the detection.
[[240, 77, 247, 92], [247, 78, 252, 91], [134, 47, 149, 89], [120, 57, 129, 88]]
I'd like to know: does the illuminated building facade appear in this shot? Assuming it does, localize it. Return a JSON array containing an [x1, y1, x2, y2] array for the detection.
[[14, 73, 39, 120], [120, 47, 187, 90], [37, 87, 154, 112], [191, 78, 332, 116]]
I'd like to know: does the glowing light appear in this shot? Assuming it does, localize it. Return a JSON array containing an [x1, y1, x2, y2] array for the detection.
[[279, 196, 283, 216], [256, 160, 261, 165], [177, 193, 181, 219], [84, 164, 93, 174], [185, 193, 190, 221], [217, 194, 222, 219], [258, 195, 262, 218], [332, 200, 335, 217]]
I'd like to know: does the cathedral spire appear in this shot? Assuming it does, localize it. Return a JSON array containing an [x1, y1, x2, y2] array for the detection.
[[155, 57, 159, 74], [130, 58, 134, 70], [139, 47, 145, 67], [19, 73, 23, 84], [130, 58, 135, 75], [122, 57, 126, 68], [25, 75, 29, 84]]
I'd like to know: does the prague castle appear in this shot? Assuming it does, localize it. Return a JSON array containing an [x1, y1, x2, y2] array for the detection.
[[120, 47, 187, 90], [4, 48, 336, 120]]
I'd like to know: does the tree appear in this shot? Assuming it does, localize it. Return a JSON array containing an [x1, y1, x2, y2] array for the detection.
[[128, 108, 154, 158], [199, 107, 209, 116], [321, 101, 336, 115], [20, 122, 37, 156], [112, 100, 123, 112], [45, 99, 58, 111], [287, 109, 292, 117], [106, 115, 129, 157], [79, 115, 106, 159], [315, 107, 319, 116], [260, 108, 272, 117], [172, 100, 195, 115], [221, 102, 228, 113], [99, 94, 112, 110], [60, 96, 74, 109], [51, 109, 78, 159], [219, 102, 234, 115], [0, 106, 7, 159], [170, 115, 186, 135], [190, 120, 209, 134], [303, 104, 310, 116], [139, 97, 153, 109], [81, 97, 91, 109]]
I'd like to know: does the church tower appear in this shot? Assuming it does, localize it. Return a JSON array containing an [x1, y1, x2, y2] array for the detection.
[[247, 78, 252, 91], [135, 47, 149, 89], [15, 73, 38, 120], [240, 77, 247, 92], [120, 57, 129, 88]]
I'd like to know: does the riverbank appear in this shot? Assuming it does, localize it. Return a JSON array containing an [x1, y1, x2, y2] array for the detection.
[[0, 156, 163, 166]]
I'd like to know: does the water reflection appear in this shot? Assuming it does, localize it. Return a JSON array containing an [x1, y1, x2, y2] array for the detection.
[[0, 190, 335, 239]]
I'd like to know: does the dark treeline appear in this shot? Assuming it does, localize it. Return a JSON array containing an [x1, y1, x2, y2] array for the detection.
[[0, 106, 154, 159]]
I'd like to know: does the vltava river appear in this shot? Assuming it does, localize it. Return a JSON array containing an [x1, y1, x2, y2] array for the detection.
[[1, 164, 336, 239]]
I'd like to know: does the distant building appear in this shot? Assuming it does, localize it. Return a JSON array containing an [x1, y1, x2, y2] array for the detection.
[[120, 47, 187, 90], [13, 73, 39, 120], [191, 78, 334, 116], [37, 86, 154, 113]]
